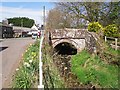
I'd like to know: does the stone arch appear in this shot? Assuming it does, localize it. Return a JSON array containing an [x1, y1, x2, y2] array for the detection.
[[53, 39, 78, 55], [52, 39, 78, 50]]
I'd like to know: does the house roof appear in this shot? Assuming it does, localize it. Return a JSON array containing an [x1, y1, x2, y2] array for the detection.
[[13, 26, 31, 32], [31, 24, 38, 30]]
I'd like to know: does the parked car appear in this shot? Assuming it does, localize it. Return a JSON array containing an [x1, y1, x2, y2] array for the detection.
[[32, 33, 37, 39]]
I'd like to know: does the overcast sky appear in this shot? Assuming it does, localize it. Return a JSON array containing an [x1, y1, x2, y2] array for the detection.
[[0, 2, 55, 25]]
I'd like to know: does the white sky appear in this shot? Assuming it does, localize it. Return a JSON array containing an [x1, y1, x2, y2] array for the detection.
[[0, 6, 49, 25]]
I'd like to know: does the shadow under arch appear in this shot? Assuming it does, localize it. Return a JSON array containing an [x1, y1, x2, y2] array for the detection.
[[53, 42, 77, 55]]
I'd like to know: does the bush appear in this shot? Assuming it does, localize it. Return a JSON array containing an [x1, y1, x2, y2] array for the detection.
[[88, 22, 103, 33], [104, 24, 119, 37]]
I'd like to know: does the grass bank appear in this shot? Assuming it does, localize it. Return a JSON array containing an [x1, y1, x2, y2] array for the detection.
[[12, 40, 39, 88], [71, 50, 119, 88]]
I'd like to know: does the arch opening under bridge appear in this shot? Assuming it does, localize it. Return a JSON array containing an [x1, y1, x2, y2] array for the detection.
[[54, 41, 77, 55]]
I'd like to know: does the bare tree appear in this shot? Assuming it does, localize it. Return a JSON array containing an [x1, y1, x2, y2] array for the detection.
[[46, 2, 119, 30], [46, 6, 72, 30], [57, 2, 119, 26]]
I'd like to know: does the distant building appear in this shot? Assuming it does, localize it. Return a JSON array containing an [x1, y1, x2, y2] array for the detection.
[[0, 21, 14, 38], [13, 26, 32, 37], [13, 24, 40, 37], [31, 24, 38, 30], [2, 19, 8, 25]]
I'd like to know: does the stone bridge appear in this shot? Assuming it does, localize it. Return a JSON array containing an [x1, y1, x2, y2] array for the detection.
[[49, 28, 97, 54]]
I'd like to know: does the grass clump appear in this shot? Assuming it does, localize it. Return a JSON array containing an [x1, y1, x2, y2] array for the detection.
[[106, 46, 119, 56], [71, 50, 118, 88], [12, 40, 39, 88]]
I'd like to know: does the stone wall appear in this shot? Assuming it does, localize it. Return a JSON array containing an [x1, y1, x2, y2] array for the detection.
[[49, 28, 98, 53]]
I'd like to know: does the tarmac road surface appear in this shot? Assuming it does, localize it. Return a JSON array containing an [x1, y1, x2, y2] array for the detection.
[[0, 38, 35, 89]]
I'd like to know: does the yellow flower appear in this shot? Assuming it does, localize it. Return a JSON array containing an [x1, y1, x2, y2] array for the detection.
[[22, 54, 23, 57]]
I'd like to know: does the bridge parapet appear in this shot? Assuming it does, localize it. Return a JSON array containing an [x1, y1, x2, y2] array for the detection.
[[50, 28, 88, 39], [49, 28, 97, 53]]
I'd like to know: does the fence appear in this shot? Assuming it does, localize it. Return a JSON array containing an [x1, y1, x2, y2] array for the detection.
[[104, 36, 119, 50]]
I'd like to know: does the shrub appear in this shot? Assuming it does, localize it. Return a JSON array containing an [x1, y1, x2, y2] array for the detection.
[[88, 22, 103, 33], [104, 24, 119, 37]]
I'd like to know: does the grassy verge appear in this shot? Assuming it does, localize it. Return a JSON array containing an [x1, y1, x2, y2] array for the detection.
[[106, 46, 120, 56], [71, 50, 118, 88], [12, 40, 39, 88], [42, 44, 65, 88]]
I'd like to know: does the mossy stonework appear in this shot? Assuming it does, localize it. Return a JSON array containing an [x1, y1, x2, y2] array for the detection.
[[49, 28, 102, 54]]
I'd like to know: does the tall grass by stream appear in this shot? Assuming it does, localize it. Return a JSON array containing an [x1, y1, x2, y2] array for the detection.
[[42, 44, 65, 88]]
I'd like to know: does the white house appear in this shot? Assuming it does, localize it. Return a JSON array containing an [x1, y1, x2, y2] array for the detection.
[[31, 24, 38, 30], [27, 24, 38, 35]]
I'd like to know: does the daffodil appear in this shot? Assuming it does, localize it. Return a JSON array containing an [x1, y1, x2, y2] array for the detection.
[[24, 62, 30, 67], [26, 63, 30, 67], [26, 50, 27, 52], [29, 60, 33, 63], [16, 68, 19, 71], [22, 54, 23, 57]]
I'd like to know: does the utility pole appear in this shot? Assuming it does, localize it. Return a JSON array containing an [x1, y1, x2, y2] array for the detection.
[[43, 6, 45, 30], [43, 6, 48, 44], [21, 18, 23, 37]]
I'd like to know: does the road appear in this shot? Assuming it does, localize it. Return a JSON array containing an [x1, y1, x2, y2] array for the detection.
[[0, 38, 35, 89]]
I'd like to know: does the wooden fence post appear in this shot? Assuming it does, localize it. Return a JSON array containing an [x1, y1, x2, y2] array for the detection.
[[115, 38, 117, 50], [105, 36, 107, 42]]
